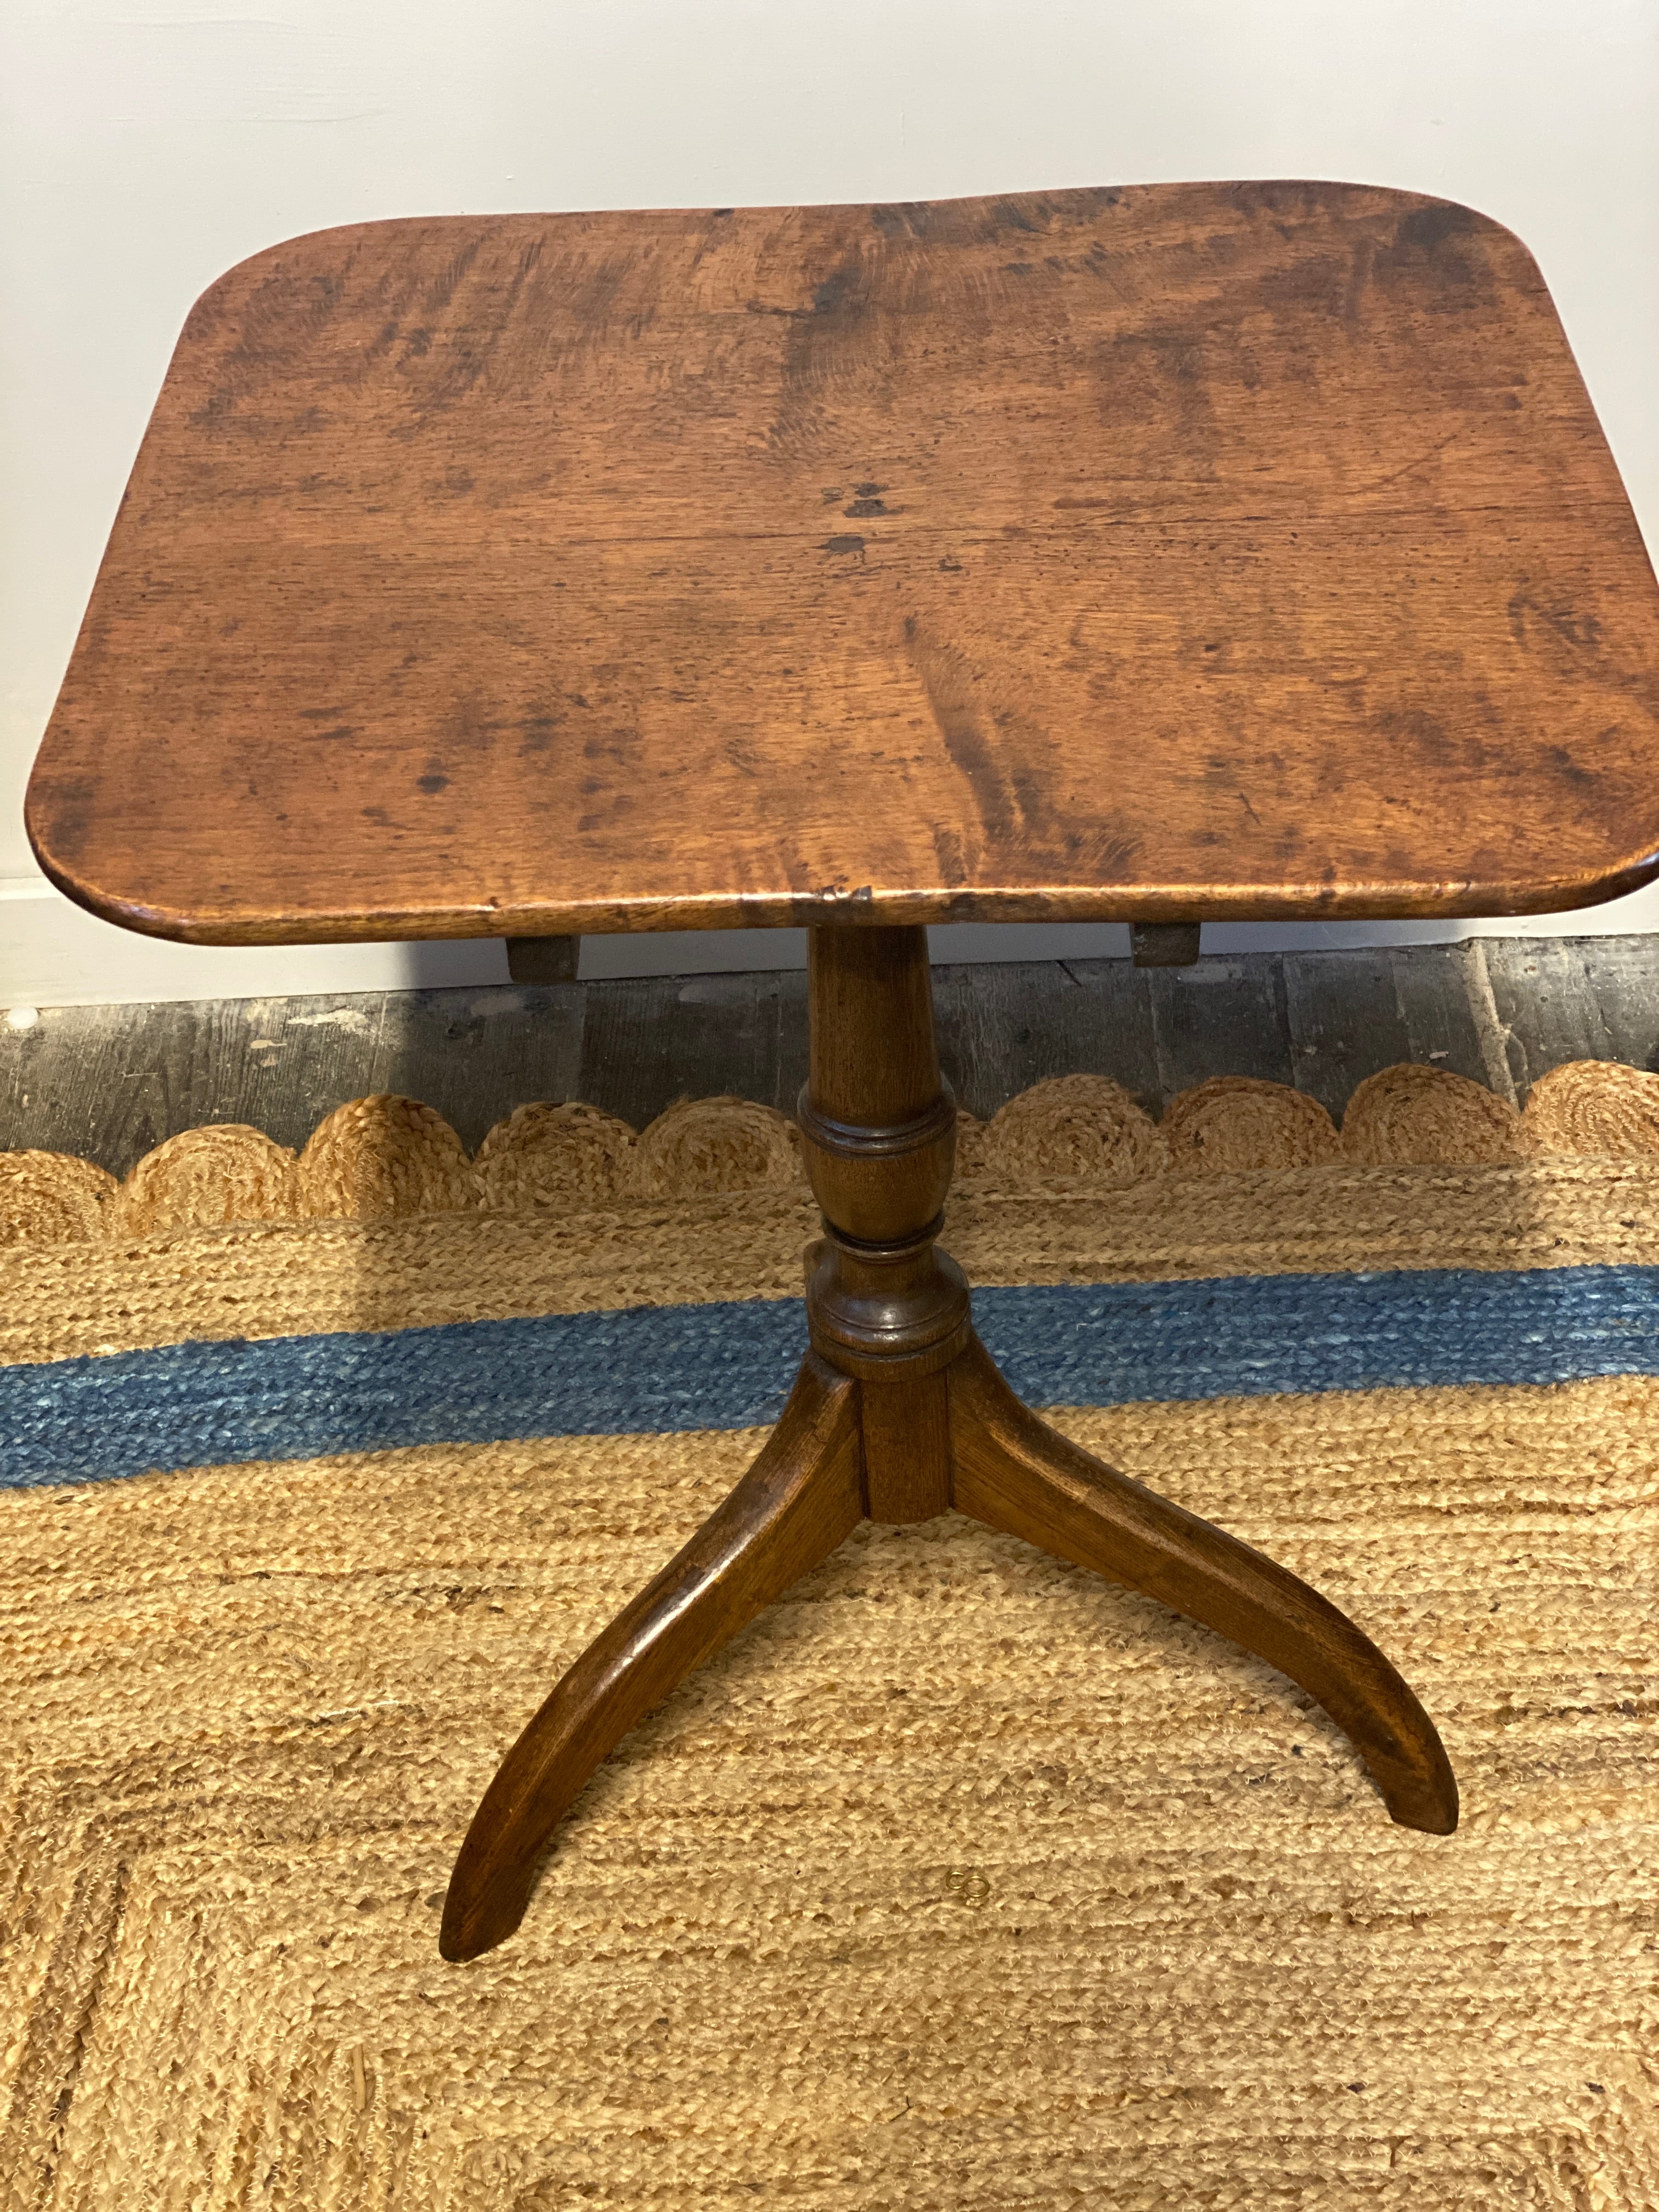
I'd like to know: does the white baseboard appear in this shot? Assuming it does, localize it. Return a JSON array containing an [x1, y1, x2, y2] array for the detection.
[[0, 878, 511, 1008], [4, 873, 1657, 1011]]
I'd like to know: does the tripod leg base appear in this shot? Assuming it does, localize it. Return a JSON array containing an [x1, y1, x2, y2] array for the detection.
[[947, 1334, 1458, 1836], [442, 1327, 1456, 1961], [440, 1353, 863, 1962]]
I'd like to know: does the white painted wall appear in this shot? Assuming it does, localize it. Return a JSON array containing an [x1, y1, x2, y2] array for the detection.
[[4, 0, 1657, 1007]]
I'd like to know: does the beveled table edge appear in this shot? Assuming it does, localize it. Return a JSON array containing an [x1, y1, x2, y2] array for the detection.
[[26, 816, 1659, 948]]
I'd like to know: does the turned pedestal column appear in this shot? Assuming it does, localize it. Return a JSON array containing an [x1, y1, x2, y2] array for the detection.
[[798, 925, 967, 1522]]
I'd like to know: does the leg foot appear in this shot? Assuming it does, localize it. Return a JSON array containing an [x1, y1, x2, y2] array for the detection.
[[947, 1334, 1458, 1835], [441, 1353, 863, 1961]]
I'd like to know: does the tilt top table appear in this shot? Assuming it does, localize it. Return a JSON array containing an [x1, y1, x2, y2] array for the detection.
[[28, 183, 1659, 1962]]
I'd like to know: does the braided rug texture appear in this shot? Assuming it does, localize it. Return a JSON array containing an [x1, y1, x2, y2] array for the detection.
[[1, 1059, 1657, 2209]]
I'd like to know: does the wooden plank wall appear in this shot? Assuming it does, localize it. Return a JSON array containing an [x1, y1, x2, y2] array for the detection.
[[2, 939, 1654, 1176]]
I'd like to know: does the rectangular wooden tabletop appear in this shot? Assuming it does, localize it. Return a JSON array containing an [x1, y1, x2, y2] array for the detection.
[[26, 181, 1659, 945]]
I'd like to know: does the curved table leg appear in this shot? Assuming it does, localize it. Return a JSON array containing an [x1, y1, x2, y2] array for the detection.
[[946, 1334, 1458, 1836], [441, 1353, 865, 1961]]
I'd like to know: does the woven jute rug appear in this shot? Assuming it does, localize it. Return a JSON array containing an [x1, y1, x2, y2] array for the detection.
[[2, 1060, 1657, 2209]]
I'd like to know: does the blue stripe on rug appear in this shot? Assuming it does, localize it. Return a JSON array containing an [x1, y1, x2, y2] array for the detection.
[[4, 1263, 1659, 1488]]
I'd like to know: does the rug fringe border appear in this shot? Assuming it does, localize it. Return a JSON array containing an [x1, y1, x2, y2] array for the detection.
[[6, 1057, 1659, 1246]]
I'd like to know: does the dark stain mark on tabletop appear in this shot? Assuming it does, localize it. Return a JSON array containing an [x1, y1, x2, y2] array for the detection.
[[811, 268, 863, 319], [1396, 201, 1476, 253]]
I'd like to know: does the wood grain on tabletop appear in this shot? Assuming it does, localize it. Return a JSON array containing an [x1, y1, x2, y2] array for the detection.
[[26, 181, 1659, 945]]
